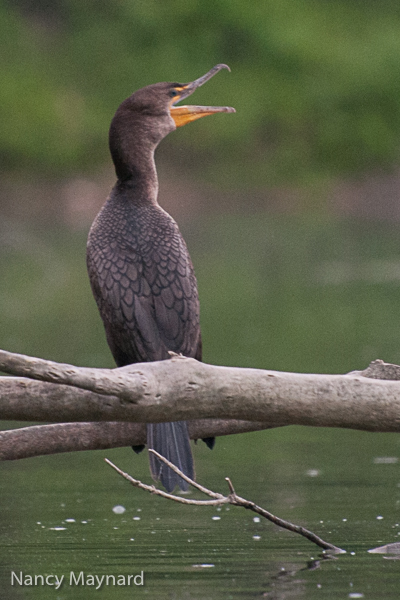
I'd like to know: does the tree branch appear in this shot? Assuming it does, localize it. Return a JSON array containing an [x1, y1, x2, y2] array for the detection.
[[2, 348, 400, 461], [0, 419, 271, 460], [106, 450, 345, 555], [1, 350, 400, 431]]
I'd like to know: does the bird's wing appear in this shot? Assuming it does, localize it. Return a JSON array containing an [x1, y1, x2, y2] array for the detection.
[[88, 234, 201, 365]]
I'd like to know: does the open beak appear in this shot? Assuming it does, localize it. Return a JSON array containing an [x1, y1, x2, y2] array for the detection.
[[170, 64, 236, 128]]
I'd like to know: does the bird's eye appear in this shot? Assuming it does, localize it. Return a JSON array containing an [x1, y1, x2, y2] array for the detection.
[[169, 89, 179, 98]]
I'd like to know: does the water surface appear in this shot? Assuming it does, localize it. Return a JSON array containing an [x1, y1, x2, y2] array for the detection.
[[1, 214, 400, 597], [2, 426, 400, 598]]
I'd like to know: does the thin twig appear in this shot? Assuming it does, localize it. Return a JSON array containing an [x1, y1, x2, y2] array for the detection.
[[225, 477, 236, 495], [104, 459, 227, 506], [105, 453, 346, 554], [227, 492, 344, 553], [148, 450, 225, 499]]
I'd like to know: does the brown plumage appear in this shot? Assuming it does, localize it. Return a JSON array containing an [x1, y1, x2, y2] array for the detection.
[[87, 65, 235, 491]]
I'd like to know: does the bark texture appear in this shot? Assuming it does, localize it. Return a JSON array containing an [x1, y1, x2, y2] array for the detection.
[[1, 349, 400, 461]]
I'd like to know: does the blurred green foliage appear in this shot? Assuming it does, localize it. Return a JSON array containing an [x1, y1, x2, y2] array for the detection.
[[2, 0, 400, 186]]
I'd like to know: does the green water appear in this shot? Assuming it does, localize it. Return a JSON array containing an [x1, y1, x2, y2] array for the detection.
[[1, 213, 400, 597], [2, 428, 400, 598]]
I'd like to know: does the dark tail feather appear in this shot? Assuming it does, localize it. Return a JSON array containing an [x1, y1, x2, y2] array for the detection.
[[202, 437, 215, 449], [147, 421, 194, 492]]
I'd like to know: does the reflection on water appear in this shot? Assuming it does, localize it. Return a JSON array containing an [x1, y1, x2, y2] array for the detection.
[[2, 214, 400, 597]]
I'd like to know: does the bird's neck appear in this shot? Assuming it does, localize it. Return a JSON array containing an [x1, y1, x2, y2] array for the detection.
[[116, 151, 159, 206], [110, 123, 160, 205]]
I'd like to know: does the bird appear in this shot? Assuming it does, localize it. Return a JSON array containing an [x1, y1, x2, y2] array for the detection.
[[86, 64, 235, 492]]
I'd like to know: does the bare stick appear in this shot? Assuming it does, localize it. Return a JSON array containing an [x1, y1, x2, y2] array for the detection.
[[148, 450, 225, 498], [225, 488, 344, 553], [105, 453, 345, 554], [105, 459, 227, 506]]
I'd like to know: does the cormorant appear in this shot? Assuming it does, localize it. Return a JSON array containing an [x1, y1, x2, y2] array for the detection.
[[87, 64, 235, 492]]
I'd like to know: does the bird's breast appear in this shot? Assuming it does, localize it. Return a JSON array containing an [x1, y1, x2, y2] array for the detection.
[[87, 196, 201, 364]]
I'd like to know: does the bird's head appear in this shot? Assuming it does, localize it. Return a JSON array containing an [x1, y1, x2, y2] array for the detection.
[[109, 64, 235, 180]]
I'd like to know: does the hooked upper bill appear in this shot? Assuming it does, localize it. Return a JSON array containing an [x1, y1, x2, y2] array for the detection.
[[169, 64, 236, 128]]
